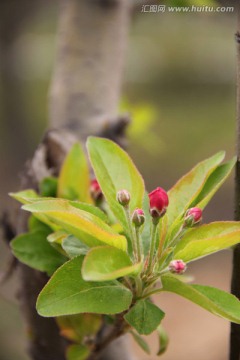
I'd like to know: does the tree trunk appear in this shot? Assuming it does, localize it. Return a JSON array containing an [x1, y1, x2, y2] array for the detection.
[[49, 0, 131, 139], [230, 4, 240, 360], [16, 1, 135, 359]]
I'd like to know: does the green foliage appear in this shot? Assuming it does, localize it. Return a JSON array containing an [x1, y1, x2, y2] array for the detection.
[[157, 325, 169, 356], [23, 199, 127, 251], [66, 345, 90, 360], [124, 299, 165, 335], [40, 177, 58, 197], [167, 151, 224, 227], [162, 275, 240, 323], [11, 226, 66, 276], [57, 314, 101, 343], [174, 222, 240, 263], [58, 143, 92, 203], [62, 236, 89, 258], [87, 137, 145, 234], [37, 256, 133, 317], [82, 246, 142, 281], [10, 137, 240, 357], [130, 331, 150, 354]]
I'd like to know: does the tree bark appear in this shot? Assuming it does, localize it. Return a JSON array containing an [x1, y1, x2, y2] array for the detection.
[[230, 4, 240, 360], [15, 1, 135, 360], [49, 0, 131, 139]]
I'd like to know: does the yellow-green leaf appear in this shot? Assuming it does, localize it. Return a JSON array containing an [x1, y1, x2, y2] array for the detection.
[[167, 151, 225, 227], [58, 143, 92, 203], [23, 199, 127, 251], [82, 246, 142, 281], [87, 137, 145, 233], [162, 275, 240, 324], [174, 222, 240, 263]]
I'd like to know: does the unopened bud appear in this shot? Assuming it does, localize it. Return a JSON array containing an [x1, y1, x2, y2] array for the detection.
[[169, 259, 186, 274], [90, 179, 102, 201], [132, 208, 145, 227], [184, 207, 202, 227], [148, 187, 169, 218], [117, 189, 131, 206]]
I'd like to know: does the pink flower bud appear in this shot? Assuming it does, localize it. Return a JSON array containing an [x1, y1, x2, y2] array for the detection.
[[148, 187, 169, 218], [132, 208, 145, 227], [169, 259, 186, 274], [90, 179, 102, 201], [117, 189, 131, 206], [184, 207, 202, 227]]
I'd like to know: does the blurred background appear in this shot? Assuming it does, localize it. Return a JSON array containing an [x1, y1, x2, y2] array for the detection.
[[0, 0, 237, 359]]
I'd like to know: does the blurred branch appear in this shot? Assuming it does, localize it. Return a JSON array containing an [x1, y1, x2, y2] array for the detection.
[[230, 4, 240, 360]]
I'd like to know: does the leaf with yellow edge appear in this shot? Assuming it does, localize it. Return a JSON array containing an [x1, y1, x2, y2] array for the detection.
[[23, 199, 127, 251]]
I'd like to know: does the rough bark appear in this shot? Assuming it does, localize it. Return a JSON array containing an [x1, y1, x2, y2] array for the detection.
[[230, 4, 240, 360], [15, 1, 135, 360]]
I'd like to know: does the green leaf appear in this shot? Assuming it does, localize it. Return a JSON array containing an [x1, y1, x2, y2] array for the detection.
[[124, 299, 165, 335], [22, 199, 127, 251], [87, 137, 145, 232], [37, 256, 133, 317], [167, 151, 225, 227], [70, 201, 108, 223], [58, 143, 92, 203], [157, 325, 169, 356], [40, 177, 58, 197], [190, 157, 236, 210], [10, 190, 59, 231], [82, 246, 142, 281], [62, 236, 89, 258], [11, 230, 67, 276], [66, 345, 90, 360], [28, 216, 51, 233], [57, 314, 101, 343], [174, 222, 240, 263], [130, 331, 150, 354], [9, 189, 39, 204], [47, 231, 69, 256], [162, 275, 240, 323]]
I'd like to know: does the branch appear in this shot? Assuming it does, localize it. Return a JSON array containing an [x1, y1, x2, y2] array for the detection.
[[230, 4, 240, 360]]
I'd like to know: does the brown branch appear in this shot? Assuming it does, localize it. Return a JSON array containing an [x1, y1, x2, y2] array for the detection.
[[230, 4, 240, 360]]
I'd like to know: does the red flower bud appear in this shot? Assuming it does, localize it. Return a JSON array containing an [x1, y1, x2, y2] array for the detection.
[[132, 208, 145, 227], [148, 187, 169, 218], [184, 207, 202, 227], [169, 259, 186, 274], [117, 189, 131, 206], [90, 179, 102, 201]]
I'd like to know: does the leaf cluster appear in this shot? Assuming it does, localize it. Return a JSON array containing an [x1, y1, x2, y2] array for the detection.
[[10, 138, 240, 358]]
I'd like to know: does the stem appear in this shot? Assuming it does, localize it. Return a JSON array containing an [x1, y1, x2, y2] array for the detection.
[[168, 224, 184, 248], [124, 206, 138, 262], [146, 220, 159, 274], [135, 226, 142, 263], [135, 275, 143, 298], [141, 287, 163, 300]]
